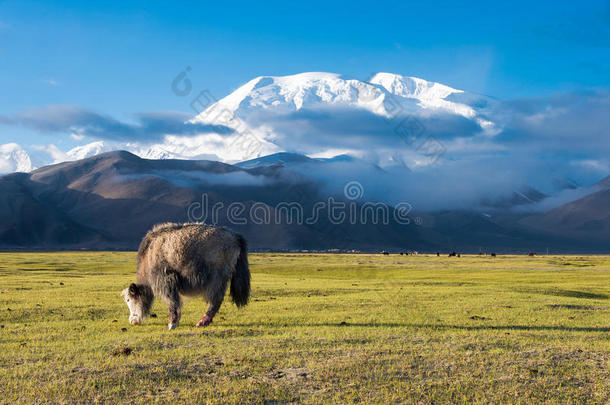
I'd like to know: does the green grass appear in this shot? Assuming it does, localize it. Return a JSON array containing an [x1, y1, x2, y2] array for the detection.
[[0, 252, 609, 404]]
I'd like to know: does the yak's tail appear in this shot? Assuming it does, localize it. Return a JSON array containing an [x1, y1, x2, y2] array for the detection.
[[230, 234, 250, 307]]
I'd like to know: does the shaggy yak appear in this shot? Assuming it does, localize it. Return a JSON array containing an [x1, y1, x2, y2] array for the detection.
[[121, 223, 250, 330]]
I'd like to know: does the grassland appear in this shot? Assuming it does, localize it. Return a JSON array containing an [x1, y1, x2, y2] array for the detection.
[[0, 252, 608, 404]]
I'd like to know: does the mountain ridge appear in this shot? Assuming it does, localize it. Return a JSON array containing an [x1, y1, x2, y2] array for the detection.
[[0, 150, 606, 252]]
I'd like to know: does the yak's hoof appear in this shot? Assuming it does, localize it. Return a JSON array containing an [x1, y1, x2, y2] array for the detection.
[[196, 315, 213, 328], [168, 322, 178, 330]]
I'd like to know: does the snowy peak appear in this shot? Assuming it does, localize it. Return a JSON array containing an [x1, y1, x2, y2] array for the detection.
[[369, 72, 462, 100], [182, 71, 501, 163], [193, 71, 486, 125], [371, 72, 482, 118], [67, 141, 108, 160], [204, 72, 381, 115], [0, 143, 33, 174]]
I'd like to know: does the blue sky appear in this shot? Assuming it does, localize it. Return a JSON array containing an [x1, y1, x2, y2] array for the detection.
[[1, 0, 609, 116], [0, 0, 609, 187]]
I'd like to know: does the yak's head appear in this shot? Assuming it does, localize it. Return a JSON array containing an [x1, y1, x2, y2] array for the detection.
[[121, 283, 152, 325]]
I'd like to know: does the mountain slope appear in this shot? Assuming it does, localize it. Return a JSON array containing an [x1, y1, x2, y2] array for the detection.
[[596, 176, 610, 189], [0, 150, 605, 252], [520, 186, 610, 244], [0, 173, 106, 246]]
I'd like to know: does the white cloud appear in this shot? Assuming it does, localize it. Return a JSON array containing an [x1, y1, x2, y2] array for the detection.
[[308, 149, 359, 159], [32, 144, 68, 163], [42, 79, 60, 87], [572, 159, 609, 174]]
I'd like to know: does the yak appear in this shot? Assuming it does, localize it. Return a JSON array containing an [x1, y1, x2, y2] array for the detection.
[[121, 223, 250, 330]]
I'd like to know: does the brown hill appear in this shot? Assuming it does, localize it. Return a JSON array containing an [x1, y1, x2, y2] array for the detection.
[[0, 151, 428, 250]]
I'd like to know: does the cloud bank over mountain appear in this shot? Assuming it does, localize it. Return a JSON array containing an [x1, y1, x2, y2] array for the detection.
[[0, 106, 232, 142]]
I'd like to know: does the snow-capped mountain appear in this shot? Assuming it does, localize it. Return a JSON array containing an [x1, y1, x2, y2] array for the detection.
[[369, 73, 497, 131], [0, 143, 33, 174], [66, 141, 108, 160], [30, 141, 110, 167], [193, 72, 494, 120], [144, 72, 498, 163], [5, 72, 498, 169]]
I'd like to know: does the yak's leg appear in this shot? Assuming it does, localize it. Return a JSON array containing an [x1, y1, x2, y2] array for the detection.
[[159, 269, 182, 330], [196, 274, 227, 328], [166, 292, 182, 330]]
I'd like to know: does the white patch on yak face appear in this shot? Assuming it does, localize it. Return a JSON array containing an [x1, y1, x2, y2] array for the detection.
[[121, 288, 143, 325]]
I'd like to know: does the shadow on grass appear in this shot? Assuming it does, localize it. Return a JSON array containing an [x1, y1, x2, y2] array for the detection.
[[547, 290, 608, 299], [227, 322, 610, 332], [518, 288, 608, 300], [547, 304, 604, 310]]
